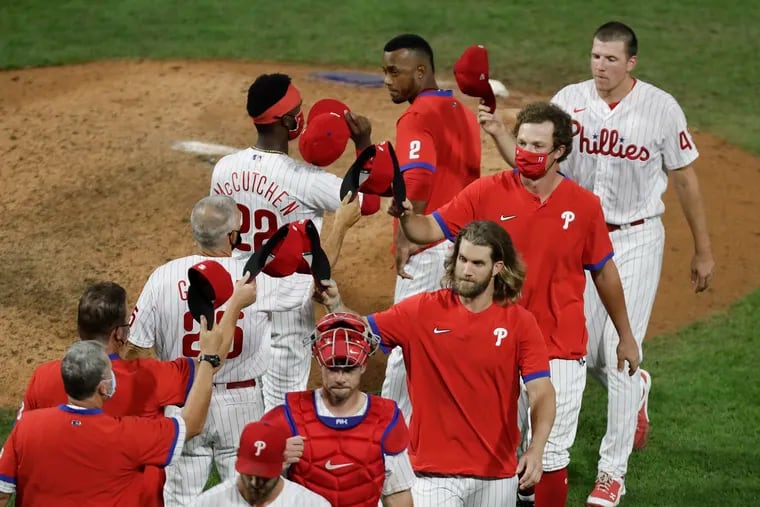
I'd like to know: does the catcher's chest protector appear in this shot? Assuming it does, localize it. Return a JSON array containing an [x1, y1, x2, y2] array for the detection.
[[284, 391, 395, 507]]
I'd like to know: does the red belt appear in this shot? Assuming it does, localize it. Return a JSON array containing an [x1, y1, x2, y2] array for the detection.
[[606, 219, 645, 232], [216, 379, 256, 389]]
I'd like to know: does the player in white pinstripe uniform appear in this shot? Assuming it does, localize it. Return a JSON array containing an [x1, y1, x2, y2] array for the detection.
[[126, 195, 301, 506], [379, 34, 481, 424], [551, 22, 715, 507], [211, 73, 372, 413]]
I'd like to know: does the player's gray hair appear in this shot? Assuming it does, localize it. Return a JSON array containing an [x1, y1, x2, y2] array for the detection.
[[61, 341, 110, 401], [191, 195, 240, 250]]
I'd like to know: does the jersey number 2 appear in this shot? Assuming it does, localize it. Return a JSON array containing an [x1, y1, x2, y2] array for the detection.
[[181, 310, 244, 359], [408, 140, 421, 160], [236, 204, 279, 252]]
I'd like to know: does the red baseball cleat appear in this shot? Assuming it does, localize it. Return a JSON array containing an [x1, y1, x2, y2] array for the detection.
[[633, 369, 651, 450], [586, 472, 625, 507]]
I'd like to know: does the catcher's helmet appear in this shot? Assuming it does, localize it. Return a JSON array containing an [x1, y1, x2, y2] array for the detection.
[[310, 312, 379, 368]]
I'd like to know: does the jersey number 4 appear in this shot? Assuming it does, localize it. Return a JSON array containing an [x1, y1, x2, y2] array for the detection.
[[236, 204, 278, 253], [182, 310, 244, 359]]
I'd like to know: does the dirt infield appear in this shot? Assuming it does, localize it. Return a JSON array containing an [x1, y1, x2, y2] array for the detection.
[[1, 60, 758, 407]]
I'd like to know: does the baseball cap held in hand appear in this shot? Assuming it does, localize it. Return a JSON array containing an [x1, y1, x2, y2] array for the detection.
[[243, 219, 331, 284], [236, 421, 290, 478], [187, 260, 234, 330], [340, 141, 406, 207], [299, 98, 352, 167], [454, 44, 496, 113]]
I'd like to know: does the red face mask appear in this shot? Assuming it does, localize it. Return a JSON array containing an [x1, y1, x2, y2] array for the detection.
[[514, 145, 555, 180], [287, 111, 305, 140]]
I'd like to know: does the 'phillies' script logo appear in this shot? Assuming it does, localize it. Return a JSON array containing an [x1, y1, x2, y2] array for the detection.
[[572, 121, 650, 161]]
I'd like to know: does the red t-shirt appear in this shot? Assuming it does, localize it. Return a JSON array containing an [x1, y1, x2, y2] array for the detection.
[[21, 353, 194, 417], [0, 405, 185, 506], [367, 289, 550, 478], [433, 170, 613, 359], [19, 352, 194, 507], [395, 90, 481, 210]]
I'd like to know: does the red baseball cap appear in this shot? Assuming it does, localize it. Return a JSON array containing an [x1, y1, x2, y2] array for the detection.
[[454, 44, 496, 113], [187, 260, 234, 330], [299, 99, 351, 167], [236, 421, 289, 478], [243, 219, 331, 284], [340, 141, 406, 206]]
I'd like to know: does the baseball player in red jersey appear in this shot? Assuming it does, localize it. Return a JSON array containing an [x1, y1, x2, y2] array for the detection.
[[313, 220, 556, 507], [18, 281, 196, 507], [396, 103, 640, 507], [0, 279, 257, 507], [261, 313, 415, 507], [211, 73, 372, 414], [379, 33, 482, 423]]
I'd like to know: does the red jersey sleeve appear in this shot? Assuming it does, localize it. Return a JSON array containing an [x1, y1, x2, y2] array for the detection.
[[430, 178, 484, 242], [22, 369, 41, 412], [0, 425, 19, 493], [517, 308, 551, 383], [396, 112, 437, 175], [153, 358, 195, 407], [403, 168, 434, 202], [260, 406, 296, 436], [582, 200, 614, 271], [381, 403, 410, 456], [367, 294, 422, 351], [122, 415, 186, 468]]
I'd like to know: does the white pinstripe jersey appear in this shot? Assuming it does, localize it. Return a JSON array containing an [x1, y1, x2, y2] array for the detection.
[[191, 476, 330, 506], [211, 147, 343, 301], [552, 79, 699, 224], [128, 255, 301, 383]]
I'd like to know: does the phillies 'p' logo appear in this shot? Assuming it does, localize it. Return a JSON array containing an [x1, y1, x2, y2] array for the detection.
[[493, 327, 508, 347], [561, 211, 576, 230], [254, 440, 267, 456]]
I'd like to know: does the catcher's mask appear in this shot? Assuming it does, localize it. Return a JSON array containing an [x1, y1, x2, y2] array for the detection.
[[309, 312, 379, 368]]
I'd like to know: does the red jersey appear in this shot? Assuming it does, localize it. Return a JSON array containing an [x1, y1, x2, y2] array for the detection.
[[395, 89, 481, 211], [433, 170, 613, 359], [0, 405, 185, 506], [19, 352, 194, 507], [21, 352, 194, 417], [367, 289, 550, 478]]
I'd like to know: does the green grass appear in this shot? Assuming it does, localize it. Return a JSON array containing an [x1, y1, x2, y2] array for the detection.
[[0, 1, 759, 153], [567, 289, 760, 505]]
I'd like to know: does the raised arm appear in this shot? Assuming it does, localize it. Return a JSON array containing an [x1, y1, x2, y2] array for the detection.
[[478, 104, 517, 167], [671, 164, 714, 292], [395, 199, 446, 245], [322, 192, 361, 270]]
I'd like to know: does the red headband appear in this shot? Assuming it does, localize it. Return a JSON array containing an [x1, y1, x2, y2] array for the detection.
[[252, 84, 302, 125]]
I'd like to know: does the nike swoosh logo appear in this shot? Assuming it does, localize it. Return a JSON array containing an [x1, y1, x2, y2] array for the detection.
[[433, 327, 451, 334], [325, 460, 354, 471], [500, 215, 517, 222], [573, 107, 586, 113]]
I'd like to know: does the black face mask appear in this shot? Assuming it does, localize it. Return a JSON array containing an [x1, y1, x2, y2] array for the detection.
[[229, 230, 243, 250]]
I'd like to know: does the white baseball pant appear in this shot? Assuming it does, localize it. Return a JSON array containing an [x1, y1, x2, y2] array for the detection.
[[163, 383, 264, 506], [413, 475, 518, 507], [585, 217, 664, 477], [519, 358, 586, 471], [262, 302, 315, 412], [382, 241, 452, 422]]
